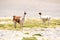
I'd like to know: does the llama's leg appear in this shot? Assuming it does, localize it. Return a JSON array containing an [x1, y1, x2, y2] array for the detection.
[[20, 23, 23, 28], [20, 21, 23, 30], [43, 22, 46, 25], [20, 24, 23, 31], [14, 21, 16, 28], [42, 20, 46, 25], [20, 21, 25, 31], [48, 19, 50, 26]]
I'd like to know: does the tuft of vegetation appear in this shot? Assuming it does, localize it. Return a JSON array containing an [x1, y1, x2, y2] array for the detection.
[[32, 34, 42, 36], [24, 32, 29, 34], [0, 24, 5, 27], [22, 37, 37, 40], [42, 38, 48, 40]]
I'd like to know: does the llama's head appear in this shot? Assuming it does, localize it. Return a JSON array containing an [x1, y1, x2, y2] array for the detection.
[[39, 12, 42, 15], [24, 12, 26, 15]]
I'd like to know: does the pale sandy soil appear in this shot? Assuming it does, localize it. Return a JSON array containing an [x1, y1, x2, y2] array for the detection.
[[0, 27, 60, 40]]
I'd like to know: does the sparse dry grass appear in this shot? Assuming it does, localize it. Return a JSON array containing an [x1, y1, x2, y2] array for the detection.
[[0, 18, 60, 30]]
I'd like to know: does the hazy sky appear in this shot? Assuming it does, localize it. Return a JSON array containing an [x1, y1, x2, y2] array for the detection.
[[0, 0, 60, 18]]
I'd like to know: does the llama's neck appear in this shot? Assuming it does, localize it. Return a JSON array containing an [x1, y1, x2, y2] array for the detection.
[[21, 14, 26, 23], [40, 15, 41, 18]]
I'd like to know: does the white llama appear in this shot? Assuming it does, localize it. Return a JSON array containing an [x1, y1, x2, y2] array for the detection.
[[39, 12, 51, 25]]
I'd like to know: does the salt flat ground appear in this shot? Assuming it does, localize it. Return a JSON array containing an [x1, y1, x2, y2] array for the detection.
[[0, 27, 60, 40]]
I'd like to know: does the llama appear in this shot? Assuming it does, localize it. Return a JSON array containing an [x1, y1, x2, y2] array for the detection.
[[13, 12, 26, 28], [39, 12, 51, 25]]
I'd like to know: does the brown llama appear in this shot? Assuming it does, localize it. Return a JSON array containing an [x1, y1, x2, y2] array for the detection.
[[13, 12, 26, 28]]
